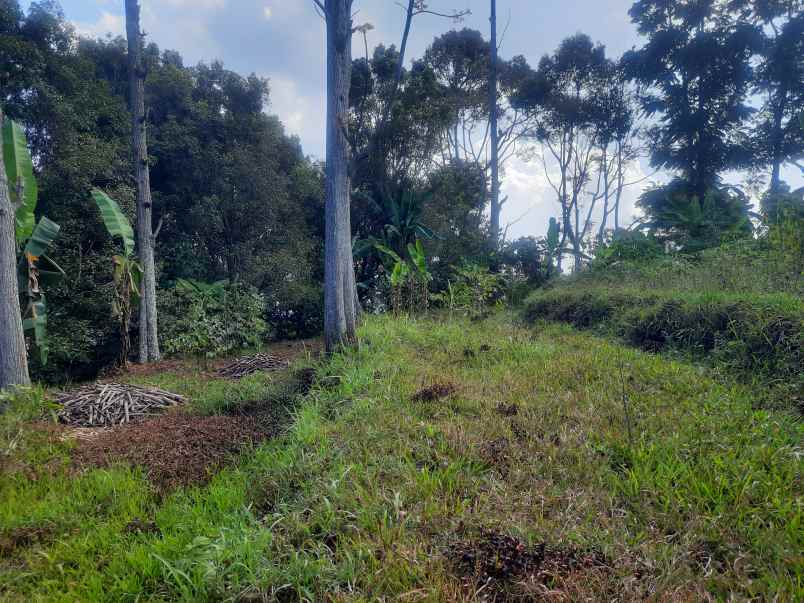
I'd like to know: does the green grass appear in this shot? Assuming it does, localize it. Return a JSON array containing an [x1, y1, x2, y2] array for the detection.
[[1, 313, 801, 600], [524, 285, 802, 407]]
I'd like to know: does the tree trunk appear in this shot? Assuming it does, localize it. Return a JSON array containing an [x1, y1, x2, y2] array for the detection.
[[768, 90, 787, 194], [488, 0, 501, 248], [597, 147, 610, 245], [324, 0, 357, 352], [126, 0, 160, 364], [0, 111, 30, 391]]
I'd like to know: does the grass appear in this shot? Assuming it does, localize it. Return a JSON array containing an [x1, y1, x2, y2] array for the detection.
[[1, 313, 802, 600], [523, 253, 803, 408]]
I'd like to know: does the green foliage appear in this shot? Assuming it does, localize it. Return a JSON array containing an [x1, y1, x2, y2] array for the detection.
[[375, 239, 432, 315], [432, 263, 504, 314], [637, 180, 753, 251], [2, 117, 37, 241], [159, 280, 268, 360], [594, 230, 663, 265], [2, 5, 325, 379]]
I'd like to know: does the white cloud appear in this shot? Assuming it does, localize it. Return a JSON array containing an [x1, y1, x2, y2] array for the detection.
[[499, 144, 652, 240], [71, 11, 123, 38], [263, 6, 273, 20], [267, 76, 325, 156], [160, 0, 226, 8]]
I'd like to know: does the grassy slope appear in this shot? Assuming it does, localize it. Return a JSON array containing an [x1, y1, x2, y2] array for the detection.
[[1, 314, 801, 601], [524, 246, 803, 407]]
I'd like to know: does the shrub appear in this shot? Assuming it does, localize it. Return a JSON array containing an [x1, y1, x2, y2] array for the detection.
[[432, 263, 505, 314], [159, 280, 268, 360], [594, 230, 664, 266]]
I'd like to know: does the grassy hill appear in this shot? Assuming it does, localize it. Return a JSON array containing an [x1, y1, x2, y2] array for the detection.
[[2, 313, 801, 601], [524, 242, 803, 409]]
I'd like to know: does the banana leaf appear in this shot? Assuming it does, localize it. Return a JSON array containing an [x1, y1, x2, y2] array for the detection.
[[2, 118, 37, 242], [91, 189, 135, 257], [22, 297, 49, 365], [407, 239, 428, 276], [18, 217, 64, 292], [24, 216, 61, 257], [374, 243, 403, 264]]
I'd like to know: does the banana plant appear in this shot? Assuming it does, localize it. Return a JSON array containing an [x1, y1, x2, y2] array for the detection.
[[91, 189, 142, 367], [3, 117, 63, 364], [375, 238, 431, 314]]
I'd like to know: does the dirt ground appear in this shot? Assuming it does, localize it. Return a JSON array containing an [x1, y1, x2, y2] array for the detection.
[[105, 338, 324, 380], [447, 528, 612, 600], [72, 412, 280, 491]]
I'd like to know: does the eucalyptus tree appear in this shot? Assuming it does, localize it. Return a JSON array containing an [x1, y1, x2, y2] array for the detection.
[[125, 0, 160, 363], [424, 29, 531, 245], [313, 0, 359, 351], [0, 110, 29, 390], [513, 34, 613, 271], [488, 0, 500, 247]]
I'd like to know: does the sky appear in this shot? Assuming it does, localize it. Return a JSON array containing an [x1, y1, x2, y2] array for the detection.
[[23, 1, 801, 239]]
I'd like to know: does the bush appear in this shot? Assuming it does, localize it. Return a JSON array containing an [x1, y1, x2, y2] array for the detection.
[[594, 230, 664, 266], [265, 282, 324, 340], [432, 263, 505, 314], [159, 280, 268, 360]]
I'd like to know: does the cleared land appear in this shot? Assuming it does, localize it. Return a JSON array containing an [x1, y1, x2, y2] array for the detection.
[[1, 314, 801, 601]]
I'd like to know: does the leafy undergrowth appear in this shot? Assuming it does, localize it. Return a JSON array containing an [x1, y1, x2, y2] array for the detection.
[[1, 314, 801, 601]]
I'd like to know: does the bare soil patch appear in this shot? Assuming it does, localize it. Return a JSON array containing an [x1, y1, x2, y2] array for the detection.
[[0, 525, 55, 558], [73, 413, 278, 491], [478, 437, 511, 477], [495, 403, 519, 416], [412, 381, 458, 403], [124, 518, 160, 536], [447, 529, 610, 600]]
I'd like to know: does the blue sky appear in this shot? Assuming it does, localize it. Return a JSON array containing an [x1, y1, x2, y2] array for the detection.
[[23, 1, 800, 238]]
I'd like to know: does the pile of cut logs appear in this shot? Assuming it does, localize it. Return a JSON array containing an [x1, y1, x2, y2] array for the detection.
[[216, 354, 289, 379], [56, 383, 185, 427]]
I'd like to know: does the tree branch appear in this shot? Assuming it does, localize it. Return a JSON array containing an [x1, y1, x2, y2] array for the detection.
[[152, 216, 164, 240]]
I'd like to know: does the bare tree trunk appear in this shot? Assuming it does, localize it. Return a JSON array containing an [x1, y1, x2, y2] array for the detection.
[[126, 0, 160, 364], [488, 0, 501, 248], [0, 111, 30, 391], [324, 0, 357, 352], [769, 91, 787, 193], [597, 147, 610, 245]]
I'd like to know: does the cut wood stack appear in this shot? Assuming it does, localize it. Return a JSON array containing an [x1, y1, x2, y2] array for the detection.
[[56, 383, 185, 427], [216, 353, 289, 379]]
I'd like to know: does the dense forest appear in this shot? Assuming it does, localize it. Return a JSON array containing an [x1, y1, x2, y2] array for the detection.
[[0, 0, 802, 600]]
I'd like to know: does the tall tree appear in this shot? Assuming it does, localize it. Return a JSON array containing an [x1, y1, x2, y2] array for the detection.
[[513, 34, 613, 271], [488, 0, 501, 247], [315, 0, 358, 351], [0, 109, 30, 390], [125, 0, 160, 363], [623, 0, 763, 199], [729, 0, 804, 192]]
